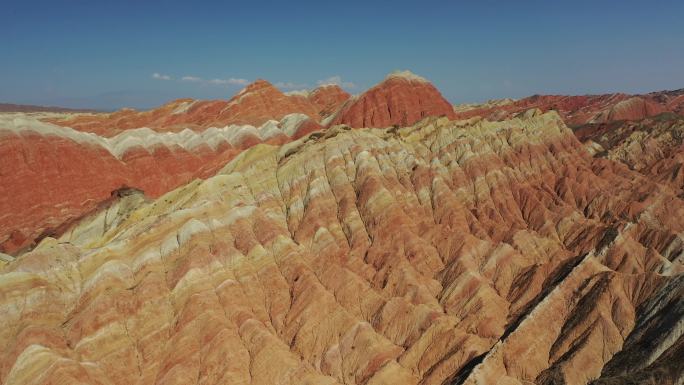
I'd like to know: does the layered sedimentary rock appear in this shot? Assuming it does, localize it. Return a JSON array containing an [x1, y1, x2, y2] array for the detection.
[[589, 274, 683, 385], [649, 88, 684, 116], [0, 112, 312, 254], [46, 80, 325, 136], [454, 91, 681, 126], [328, 71, 456, 128], [453, 98, 515, 116], [2, 72, 467, 255], [1, 111, 681, 385], [305, 84, 351, 119], [49, 72, 455, 136], [575, 114, 684, 194]]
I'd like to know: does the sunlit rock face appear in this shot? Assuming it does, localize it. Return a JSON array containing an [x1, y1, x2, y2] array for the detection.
[[328, 71, 456, 128], [1, 111, 681, 385]]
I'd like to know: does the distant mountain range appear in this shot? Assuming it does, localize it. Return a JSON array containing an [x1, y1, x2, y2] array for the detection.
[[0, 102, 101, 113]]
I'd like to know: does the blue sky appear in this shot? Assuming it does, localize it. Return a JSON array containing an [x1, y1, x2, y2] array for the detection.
[[2, 0, 684, 110]]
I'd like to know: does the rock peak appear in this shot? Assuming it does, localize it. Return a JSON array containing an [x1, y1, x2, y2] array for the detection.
[[227, 79, 286, 107], [307, 84, 351, 119], [329, 71, 454, 128], [238, 79, 278, 94]]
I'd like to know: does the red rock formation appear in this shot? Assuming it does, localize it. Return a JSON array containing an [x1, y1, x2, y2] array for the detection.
[[596, 96, 667, 122], [0, 113, 308, 255], [0, 80, 352, 255], [47, 81, 322, 136], [329, 71, 455, 128], [49, 71, 458, 137], [210, 80, 319, 127], [3, 77, 684, 385], [455, 91, 681, 125], [1, 112, 681, 385], [289, 118, 324, 140], [649, 88, 684, 115], [575, 114, 684, 194], [47, 82, 351, 137], [306, 84, 351, 119], [0, 128, 238, 254], [8, 79, 684, 262], [49, 100, 196, 136]]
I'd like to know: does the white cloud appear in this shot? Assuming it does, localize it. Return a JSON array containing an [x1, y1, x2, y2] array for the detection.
[[155, 73, 356, 91], [209, 78, 249, 86], [152, 73, 172, 80], [275, 81, 310, 90], [231, 78, 250, 86], [152, 74, 249, 86], [317, 75, 356, 89], [181, 76, 202, 82]]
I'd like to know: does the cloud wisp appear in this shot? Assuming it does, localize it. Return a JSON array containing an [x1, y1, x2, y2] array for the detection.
[[149, 73, 250, 86], [208, 78, 249, 86], [317, 75, 357, 89], [275, 76, 357, 91], [152, 73, 172, 80], [275, 81, 310, 90], [154, 73, 357, 91]]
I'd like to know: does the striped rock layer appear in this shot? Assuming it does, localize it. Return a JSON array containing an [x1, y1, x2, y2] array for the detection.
[[0, 113, 314, 254], [0, 72, 457, 255], [453, 89, 684, 126], [327, 71, 455, 128], [47, 71, 455, 136], [575, 114, 684, 195], [42, 81, 337, 137], [1, 112, 682, 385]]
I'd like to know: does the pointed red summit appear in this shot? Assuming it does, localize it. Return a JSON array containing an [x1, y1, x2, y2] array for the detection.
[[307, 84, 351, 119], [328, 70, 455, 128]]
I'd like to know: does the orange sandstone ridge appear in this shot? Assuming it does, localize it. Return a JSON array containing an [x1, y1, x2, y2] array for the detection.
[[0, 111, 682, 385]]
